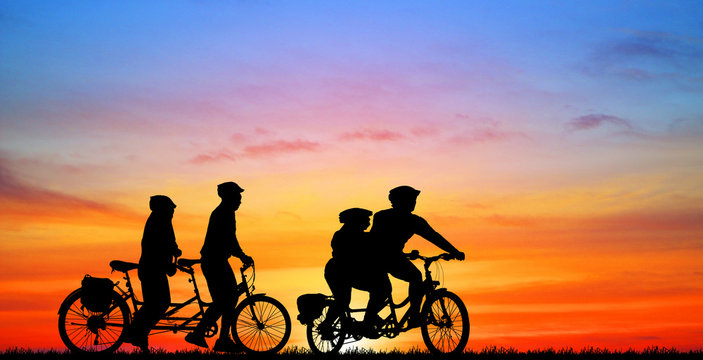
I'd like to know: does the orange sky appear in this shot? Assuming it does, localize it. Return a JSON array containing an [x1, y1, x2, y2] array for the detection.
[[2, 174, 702, 351], [2, 0, 703, 353]]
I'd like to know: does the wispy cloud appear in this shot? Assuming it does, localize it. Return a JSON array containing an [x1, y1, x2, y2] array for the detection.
[[0, 158, 141, 227], [566, 114, 633, 132], [243, 139, 321, 157], [339, 129, 405, 142], [189, 151, 236, 164], [483, 209, 703, 235], [410, 126, 440, 137], [451, 128, 524, 144], [583, 31, 703, 86], [668, 116, 703, 137]]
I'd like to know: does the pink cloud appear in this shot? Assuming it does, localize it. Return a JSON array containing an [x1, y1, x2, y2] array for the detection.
[[243, 139, 321, 157], [410, 126, 440, 137], [340, 129, 405, 141], [255, 127, 274, 135], [189, 151, 236, 164], [451, 128, 525, 144]]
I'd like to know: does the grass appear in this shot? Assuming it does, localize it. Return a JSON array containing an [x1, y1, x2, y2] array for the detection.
[[1, 347, 701, 359]]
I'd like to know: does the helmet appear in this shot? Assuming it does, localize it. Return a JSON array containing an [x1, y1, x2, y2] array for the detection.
[[149, 195, 176, 211], [338, 208, 373, 224]]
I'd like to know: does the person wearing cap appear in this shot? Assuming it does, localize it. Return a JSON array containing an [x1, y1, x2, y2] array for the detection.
[[370, 186, 465, 328], [126, 195, 182, 352], [185, 181, 253, 352], [321, 208, 391, 338]]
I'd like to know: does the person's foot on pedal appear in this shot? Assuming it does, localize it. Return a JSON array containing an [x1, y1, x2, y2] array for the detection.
[[213, 337, 242, 353], [318, 323, 335, 341], [129, 336, 149, 353], [361, 315, 383, 339], [406, 315, 423, 329], [184, 332, 208, 348]]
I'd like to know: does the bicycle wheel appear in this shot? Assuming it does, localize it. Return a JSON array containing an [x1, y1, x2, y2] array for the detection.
[[58, 289, 130, 353], [421, 291, 469, 354], [306, 302, 345, 354], [232, 295, 291, 354]]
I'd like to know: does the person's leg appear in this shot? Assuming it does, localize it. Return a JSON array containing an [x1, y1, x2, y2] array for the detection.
[[325, 262, 351, 314], [387, 257, 423, 325], [215, 262, 238, 341], [145, 272, 170, 331], [362, 273, 391, 324], [130, 268, 168, 350], [185, 261, 222, 347], [351, 269, 391, 333], [322, 261, 351, 332]]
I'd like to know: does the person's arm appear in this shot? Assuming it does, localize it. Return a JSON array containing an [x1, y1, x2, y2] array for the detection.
[[167, 223, 181, 257], [230, 218, 253, 265], [415, 216, 465, 260]]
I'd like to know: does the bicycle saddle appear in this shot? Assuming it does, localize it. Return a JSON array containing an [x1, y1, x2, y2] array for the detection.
[[177, 258, 201, 267], [109, 260, 138, 273]]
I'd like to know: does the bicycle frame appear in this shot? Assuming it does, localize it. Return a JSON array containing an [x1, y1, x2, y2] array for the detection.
[[110, 262, 254, 334], [341, 253, 448, 340]]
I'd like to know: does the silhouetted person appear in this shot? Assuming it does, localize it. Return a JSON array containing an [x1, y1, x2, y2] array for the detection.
[[322, 208, 391, 337], [370, 186, 465, 327], [185, 182, 253, 353], [126, 195, 181, 352]]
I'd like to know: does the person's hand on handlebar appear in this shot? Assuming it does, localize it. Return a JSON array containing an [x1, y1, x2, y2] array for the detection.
[[241, 254, 254, 268], [452, 251, 465, 261], [407, 250, 420, 260]]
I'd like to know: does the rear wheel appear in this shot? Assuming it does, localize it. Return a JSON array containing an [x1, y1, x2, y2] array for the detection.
[[421, 291, 469, 354], [306, 303, 345, 354], [232, 296, 291, 354], [58, 289, 130, 353]]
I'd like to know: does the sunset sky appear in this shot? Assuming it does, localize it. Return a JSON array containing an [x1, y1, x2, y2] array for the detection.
[[1, 0, 702, 352]]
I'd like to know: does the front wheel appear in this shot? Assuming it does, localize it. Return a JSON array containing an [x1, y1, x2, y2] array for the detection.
[[421, 291, 469, 354], [306, 302, 345, 354], [58, 289, 131, 353], [232, 295, 291, 354]]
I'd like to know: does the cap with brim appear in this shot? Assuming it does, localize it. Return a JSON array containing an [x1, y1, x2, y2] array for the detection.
[[389, 185, 421, 198], [218, 181, 244, 193]]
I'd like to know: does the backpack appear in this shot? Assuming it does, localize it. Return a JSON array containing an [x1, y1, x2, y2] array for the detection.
[[296, 293, 328, 325], [80, 275, 115, 313]]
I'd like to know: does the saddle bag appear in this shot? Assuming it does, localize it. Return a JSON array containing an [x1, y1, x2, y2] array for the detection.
[[296, 293, 328, 325], [80, 275, 115, 313]]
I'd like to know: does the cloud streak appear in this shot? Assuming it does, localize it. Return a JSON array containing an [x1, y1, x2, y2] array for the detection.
[[243, 139, 321, 157], [566, 114, 633, 132], [339, 129, 405, 142], [0, 158, 140, 227]]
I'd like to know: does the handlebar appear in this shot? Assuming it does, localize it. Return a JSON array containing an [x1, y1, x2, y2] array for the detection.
[[405, 251, 460, 263]]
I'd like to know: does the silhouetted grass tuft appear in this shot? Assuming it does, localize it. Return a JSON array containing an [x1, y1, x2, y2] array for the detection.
[[1, 346, 701, 359]]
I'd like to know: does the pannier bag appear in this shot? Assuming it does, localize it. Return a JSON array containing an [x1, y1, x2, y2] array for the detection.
[[80, 275, 115, 313], [296, 293, 328, 325]]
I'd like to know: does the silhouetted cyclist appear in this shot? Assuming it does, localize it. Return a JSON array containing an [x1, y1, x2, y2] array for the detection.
[[126, 195, 182, 352], [322, 208, 391, 338], [185, 182, 253, 353], [370, 186, 465, 328]]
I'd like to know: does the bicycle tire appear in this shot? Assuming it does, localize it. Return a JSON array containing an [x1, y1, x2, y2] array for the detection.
[[58, 289, 130, 353], [306, 302, 345, 354], [232, 295, 291, 354], [421, 291, 469, 354]]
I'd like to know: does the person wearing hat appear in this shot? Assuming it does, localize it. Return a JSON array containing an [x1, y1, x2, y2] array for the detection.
[[370, 186, 465, 328], [126, 195, 182, 352], [185, 182, 253, 352], [321, 208, 391, 338]]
